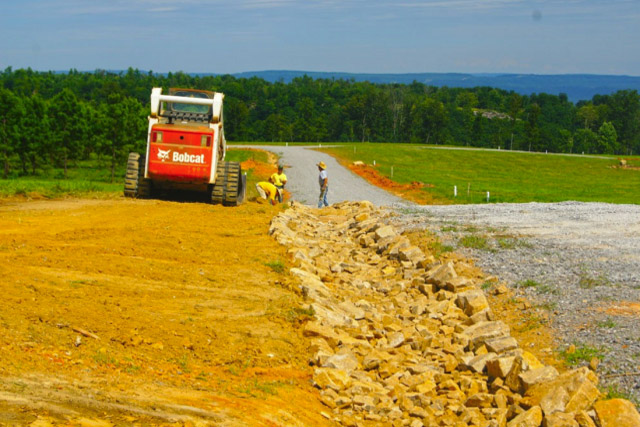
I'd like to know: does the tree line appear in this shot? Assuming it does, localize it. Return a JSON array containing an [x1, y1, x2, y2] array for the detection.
[[1, 67, 639, 180]]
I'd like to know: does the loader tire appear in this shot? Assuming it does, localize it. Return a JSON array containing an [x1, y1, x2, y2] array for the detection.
[[124, 152, 151, 199], [211, 161, 244, 206]]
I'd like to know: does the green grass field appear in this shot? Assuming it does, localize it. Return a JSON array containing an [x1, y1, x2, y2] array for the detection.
[[0, 149, 268, 200], [320, 144, 640, 204], [3, 144, 639, 204]]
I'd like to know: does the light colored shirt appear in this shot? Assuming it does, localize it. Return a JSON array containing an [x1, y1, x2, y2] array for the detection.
[[319, 170, 328, 188]]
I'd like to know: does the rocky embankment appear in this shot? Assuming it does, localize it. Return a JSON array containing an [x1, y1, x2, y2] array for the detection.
[[269, 201, 640, 426]]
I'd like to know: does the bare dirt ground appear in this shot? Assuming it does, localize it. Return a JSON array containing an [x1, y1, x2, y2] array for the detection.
[[0, 198, 332, 426], [4, 148, 630, 425], [0, 197, 565, 426]]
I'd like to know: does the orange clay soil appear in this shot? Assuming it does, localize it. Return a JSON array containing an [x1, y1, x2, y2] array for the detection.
[[346, 163, 446, 205], [0, 147, 327, 426], [0, 197, 333, 426], [0, 197, 332, 426]]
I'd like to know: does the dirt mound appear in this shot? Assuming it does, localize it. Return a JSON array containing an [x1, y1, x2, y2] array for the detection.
[[348, 163, 441, 205], [0, 198, 330, 426]]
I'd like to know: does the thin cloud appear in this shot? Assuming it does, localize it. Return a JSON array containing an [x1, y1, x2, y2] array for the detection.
[[239, 0, 298, 8], [149, 7, 178, 13], [54, 0, 199, 15], [395, 0, 525, 10]]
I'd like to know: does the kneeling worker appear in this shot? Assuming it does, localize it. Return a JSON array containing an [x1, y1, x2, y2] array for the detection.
[[270, 165, 287, 203], [255, 181, 278, 205]]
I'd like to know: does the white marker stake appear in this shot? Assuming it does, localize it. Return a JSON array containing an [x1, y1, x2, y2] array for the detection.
[[486, 191, 490, 202], [373, 160, 376, 166], [454, 186, 457, 197]]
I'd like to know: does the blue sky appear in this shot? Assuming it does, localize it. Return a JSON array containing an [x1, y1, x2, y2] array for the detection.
[[1, 0, 638, 75]]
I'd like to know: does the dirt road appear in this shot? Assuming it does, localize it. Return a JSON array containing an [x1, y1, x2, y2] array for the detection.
[[0, 198, 331, 426]]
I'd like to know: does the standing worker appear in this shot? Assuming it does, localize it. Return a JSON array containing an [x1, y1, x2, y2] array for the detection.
[[317, 161, 329, 208], [255, 181, 278, 205], [270, 165, 287, 203]]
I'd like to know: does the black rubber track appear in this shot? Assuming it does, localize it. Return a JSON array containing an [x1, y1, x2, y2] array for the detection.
[[124, 152, 150, 198], [210, 161, 243, 206]]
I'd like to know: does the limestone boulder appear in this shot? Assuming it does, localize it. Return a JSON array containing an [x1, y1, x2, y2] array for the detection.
[[290, 268, 332, 299], [398, 245, 426, 265], [465, 392, 494, 408], [524, 367, 600, 413], [465, 352, 498, 374], [485, 336, 519, 354], [442, 275, 471, 292], [374, 225, 397, 241], [539, 385, 569, 415], [543, 412, 579, 427], [507, 405, 543, 427], [593, 398, 640, 427], [464, 320, 511, 350], [313, 368, 352, 391], [387, 236, 411, 257], [456, 289, 490, 316], [522, 351, 545, 371], [425, 261, 457, 288], [519, 366, 559, 392], [487, 356, 517, 379], [303, 322, 340, 347], [574, 410, 597, 427], [323, 351, 359, 373], [563, 375, 600, 413]]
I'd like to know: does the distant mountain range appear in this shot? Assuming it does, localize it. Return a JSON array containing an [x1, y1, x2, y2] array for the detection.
[[224, 70, 640, 103]]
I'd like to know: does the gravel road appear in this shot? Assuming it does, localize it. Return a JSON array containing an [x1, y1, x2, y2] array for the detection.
[[242, 144, 640, 402], [238, 145, 408, 207]]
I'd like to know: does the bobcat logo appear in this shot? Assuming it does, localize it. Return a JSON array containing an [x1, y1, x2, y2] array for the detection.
[[157, 148, 171, 162]]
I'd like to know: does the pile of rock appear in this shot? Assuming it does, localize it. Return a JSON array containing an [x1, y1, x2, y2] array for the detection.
[[269, 201, 640, 426]]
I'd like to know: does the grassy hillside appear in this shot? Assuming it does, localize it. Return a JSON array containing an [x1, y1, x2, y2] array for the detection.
[[321, 144, 640, 204]]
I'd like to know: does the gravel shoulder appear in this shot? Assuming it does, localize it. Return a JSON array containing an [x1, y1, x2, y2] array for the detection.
[[394, 201, 640, 402]]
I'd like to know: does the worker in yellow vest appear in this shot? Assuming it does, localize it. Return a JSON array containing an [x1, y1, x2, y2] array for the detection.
[[255, 181, 278, 205], [269, 165, 287, 203]]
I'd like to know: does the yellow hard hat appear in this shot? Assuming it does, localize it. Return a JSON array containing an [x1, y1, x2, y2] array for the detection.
[[317, 161, 326, 169]]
